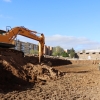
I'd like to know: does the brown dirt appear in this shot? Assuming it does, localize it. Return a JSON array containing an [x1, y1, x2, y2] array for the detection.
[[0, 52, 67, 91], [0, 52, 100, 99]]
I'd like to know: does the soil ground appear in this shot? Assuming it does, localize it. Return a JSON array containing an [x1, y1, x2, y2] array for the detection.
[[0, 64, 100, 100], [0, 53, 100, 100]]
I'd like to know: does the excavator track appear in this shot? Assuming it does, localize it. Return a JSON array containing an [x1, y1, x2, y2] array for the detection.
[[0, 48, 24, 57]]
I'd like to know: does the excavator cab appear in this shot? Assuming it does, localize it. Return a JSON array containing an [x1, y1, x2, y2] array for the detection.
[[0, 29, 6, 35], [0, 29, 15, 48]]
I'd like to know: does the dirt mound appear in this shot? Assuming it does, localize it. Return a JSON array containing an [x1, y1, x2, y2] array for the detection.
[[0, 64, 100, 100], [0, 53, 66, 90]]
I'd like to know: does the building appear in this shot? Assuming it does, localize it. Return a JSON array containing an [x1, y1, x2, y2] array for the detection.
[[77, 49, 100, 60], [14, 40, 38, 54], [64, 49, 70, 53], [14, 40, 52, 55], [44, 45, 53, 56]]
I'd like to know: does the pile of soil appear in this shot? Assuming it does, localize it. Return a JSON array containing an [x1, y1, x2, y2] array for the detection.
[[0, 64, 100, 100], [0, 52, 68, 90]]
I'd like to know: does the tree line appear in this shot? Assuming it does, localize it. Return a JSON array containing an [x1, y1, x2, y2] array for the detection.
[[29, 46, 76, 58], [52, 46, 76, 58]]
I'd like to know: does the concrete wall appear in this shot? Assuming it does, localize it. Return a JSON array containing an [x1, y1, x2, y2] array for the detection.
[[77, 52, 100, 60]]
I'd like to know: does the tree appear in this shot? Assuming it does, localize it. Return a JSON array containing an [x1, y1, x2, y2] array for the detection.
[[52, 46, 64, 56], [61, 51, 69, 57], [30, 49, 38, 55], [69, 48, 75, 58]]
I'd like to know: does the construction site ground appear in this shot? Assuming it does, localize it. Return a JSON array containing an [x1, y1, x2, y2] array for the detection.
[[0, 53, 100, 100]]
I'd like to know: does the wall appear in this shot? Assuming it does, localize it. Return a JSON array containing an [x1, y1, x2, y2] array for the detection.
[[77, 52, 100, 60]]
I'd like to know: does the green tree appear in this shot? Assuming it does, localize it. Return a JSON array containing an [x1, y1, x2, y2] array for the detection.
[[30, 49, 38, 55], [61, 51, 69, 57], [69, 48, 75, 58], [52, 46, 64, 56]]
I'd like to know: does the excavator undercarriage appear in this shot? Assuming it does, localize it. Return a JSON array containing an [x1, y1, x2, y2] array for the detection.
[[0, 42, 15, 48]]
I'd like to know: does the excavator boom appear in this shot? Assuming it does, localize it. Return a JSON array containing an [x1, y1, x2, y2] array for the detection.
[[0, 26, 45, 63]]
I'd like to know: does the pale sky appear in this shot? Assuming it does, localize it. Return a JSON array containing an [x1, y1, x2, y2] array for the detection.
[[0, 0, 100, 51]]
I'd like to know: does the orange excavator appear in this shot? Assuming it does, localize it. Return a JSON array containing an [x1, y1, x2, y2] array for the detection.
[[0, 26, 45, 63]]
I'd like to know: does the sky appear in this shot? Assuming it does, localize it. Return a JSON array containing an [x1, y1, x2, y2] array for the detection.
[[0, 0, 100, 51]]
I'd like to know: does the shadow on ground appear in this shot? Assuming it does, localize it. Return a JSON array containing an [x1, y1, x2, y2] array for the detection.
[[67, 71, 90, 73], [43, 57, 72, 66]]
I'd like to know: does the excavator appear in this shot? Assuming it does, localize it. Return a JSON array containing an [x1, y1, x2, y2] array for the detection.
[[0, 26, 45, 63]]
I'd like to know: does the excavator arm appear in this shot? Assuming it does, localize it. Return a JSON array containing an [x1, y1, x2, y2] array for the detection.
[[0, 26, 45, 63]]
